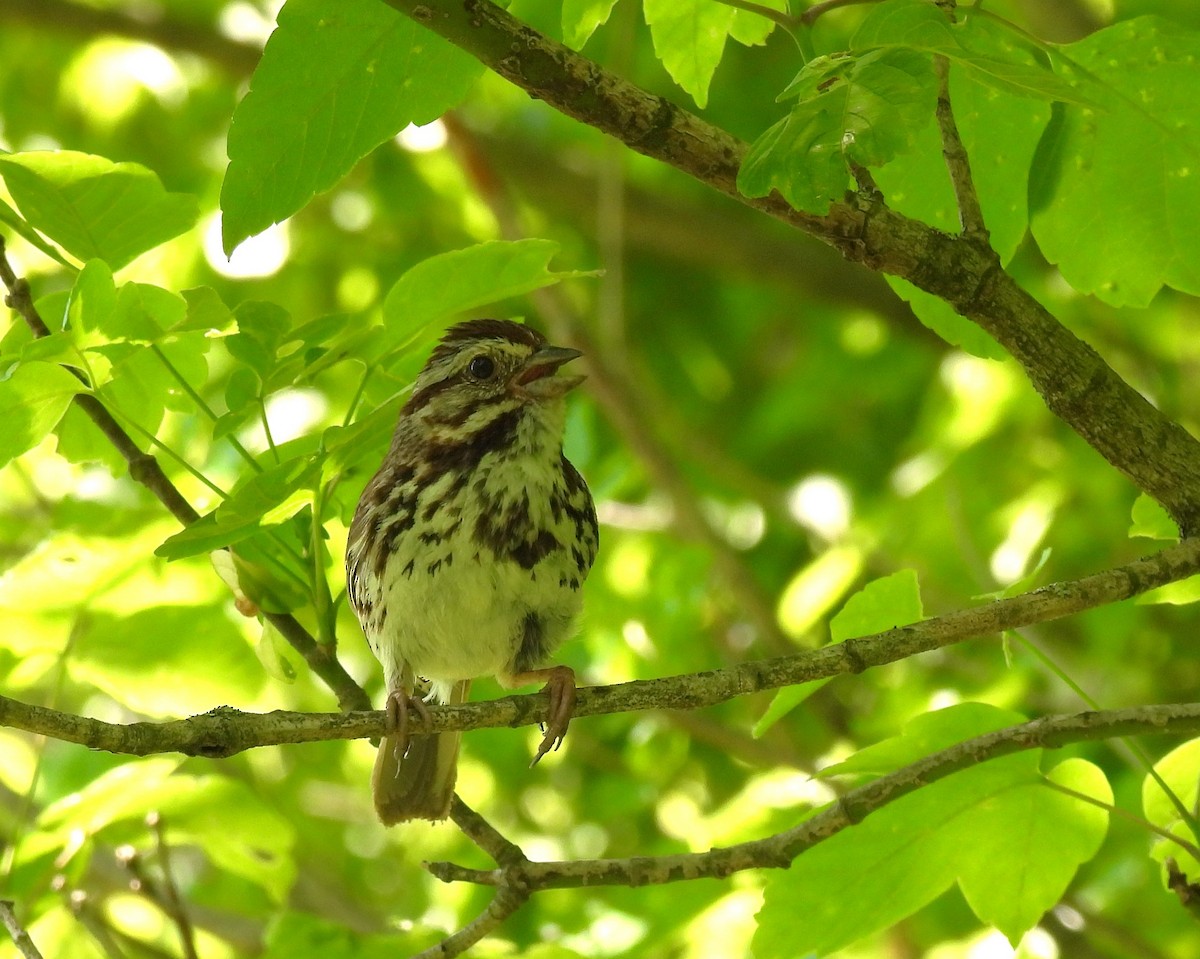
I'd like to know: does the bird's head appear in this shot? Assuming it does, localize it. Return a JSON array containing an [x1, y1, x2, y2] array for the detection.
[[403, 319, 585, 425]]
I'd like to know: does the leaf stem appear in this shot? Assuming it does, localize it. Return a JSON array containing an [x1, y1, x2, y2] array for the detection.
[[149, 343, 263, 474], [1041, 776, 1200, 863], [1013, 631, 1200, 847]]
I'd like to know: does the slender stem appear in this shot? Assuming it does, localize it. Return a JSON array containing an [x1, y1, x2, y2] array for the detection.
[[0, 901, 44, 959], [1014, 631, 1200, 846], [308, 482, 337, 647], [800, 0, 875, 26], [150, 343, 263, 473], [104, 402, 229, 500], [5, 540, 1200, 754], [0, 236, 372, 714], [933, 54, 987, 237], [258, 398, 280, 463], [424, 704, 1200, 891], [712, 0, 802, 32], [1040, 778, 1200, 863], [147, 814, 200, 959]]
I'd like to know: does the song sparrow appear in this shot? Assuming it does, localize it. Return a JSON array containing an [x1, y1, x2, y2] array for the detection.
[[346, 318, 598, 824]]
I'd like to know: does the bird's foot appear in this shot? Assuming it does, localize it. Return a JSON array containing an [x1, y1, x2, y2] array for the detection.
[[504, 665, 576, 766], [383, 687, 433, 759]]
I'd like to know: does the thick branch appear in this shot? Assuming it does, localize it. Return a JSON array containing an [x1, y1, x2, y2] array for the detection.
[[4, 539, 1199, 755], [426, 702, 1200, 889], [375, 0, 1200, 533]]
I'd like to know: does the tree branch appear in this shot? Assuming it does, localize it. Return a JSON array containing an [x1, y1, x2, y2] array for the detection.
[[425, 702, 1200, 890], [0, 237, 372, 714], [375, 0, 1200, 534], [0, 901, 44, 959], [411, 881, 530, 959], [4, 539, 1199, 755], [933, 54, 987, 237]]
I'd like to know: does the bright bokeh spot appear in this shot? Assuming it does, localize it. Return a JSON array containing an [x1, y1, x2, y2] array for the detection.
[[396, 119, 449, 153], [788, 473, 853, 540], [990, 486, 1060, 584], [204, 214, 289, 278], [777, 545, 863, 640], [218, 0, 282, 44], [63, 41, 187, 126]]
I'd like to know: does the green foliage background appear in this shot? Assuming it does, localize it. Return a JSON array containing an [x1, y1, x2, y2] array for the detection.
[[3, 0, 1200, 956]]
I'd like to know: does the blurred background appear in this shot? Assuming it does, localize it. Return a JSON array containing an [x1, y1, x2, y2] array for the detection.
[[3, 0, 1200, 956]]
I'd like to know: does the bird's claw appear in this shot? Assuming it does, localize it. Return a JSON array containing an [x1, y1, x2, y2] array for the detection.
[[530, 667, 576, 767], [384, 688, 433, 759]]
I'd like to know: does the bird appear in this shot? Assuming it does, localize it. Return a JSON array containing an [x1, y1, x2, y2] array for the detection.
[[345, 318, 598, 824]]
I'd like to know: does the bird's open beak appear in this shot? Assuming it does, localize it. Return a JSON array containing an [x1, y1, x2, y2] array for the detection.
[[513, 345, 585, 399]]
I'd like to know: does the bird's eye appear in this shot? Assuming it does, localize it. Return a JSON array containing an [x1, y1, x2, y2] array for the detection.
[[467, 355, 496, 380]]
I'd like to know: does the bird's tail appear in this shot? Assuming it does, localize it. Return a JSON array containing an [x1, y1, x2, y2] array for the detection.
[[372, 679, 470, 824]]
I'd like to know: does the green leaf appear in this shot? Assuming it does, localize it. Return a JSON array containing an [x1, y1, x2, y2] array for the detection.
[[830, 567, 923, 641], [871, 34, 1050, 356], [728, 0, 785, 47], [177, 286, 236, 336], [756, 567, 922, 737], [112, 283, 186, 344], [1130, 491, 1178, 540], [1030, 18, 1200, 305], [71, 605, 265, 714], [851, 0, 1091, 105], [0, 151, 198, 270], [821, 702, 1023, 779], [1144, 738, 1200, 879], [255, 620, 300, 683], [738, 49, 938, 214], [66, 259, 119, 350], [0, 361, 86, 467], [959, 757, 1111, 945], [220, 0, 483, 252], [39, 762, 296, 903], [563, 0, 621, 48], [1137, 574, 1200, 606], [379, 239, 590, 356], [755, 704, 1109, 956], [643, 0, 735, 109], [155, 458, 318, 561]]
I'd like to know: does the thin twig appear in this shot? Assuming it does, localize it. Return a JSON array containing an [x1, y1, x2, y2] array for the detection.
[[800, 0, 875, 26], [0, 237, 372, 714], [449, 796, 528, 867], [148, 814, 200, 959], [3, 538, 1200, 753], [0, 901, 44, 959], [713, 0, 802, 32], [933, 54, 988, 237], [411, 880, 530, 959], [426, 703, 1200, 890], [64, 891, 130, 959]]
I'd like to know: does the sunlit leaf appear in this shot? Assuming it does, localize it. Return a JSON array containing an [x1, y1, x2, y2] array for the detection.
[[756, 704, 1109, 956], [0, 361, 85, 467], [0, 151, 198, 270], [643, 0, 735, 109], [1030, 18, 1200, 305], [220, 0, 483, 252], [739, 49, 938, 214]]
